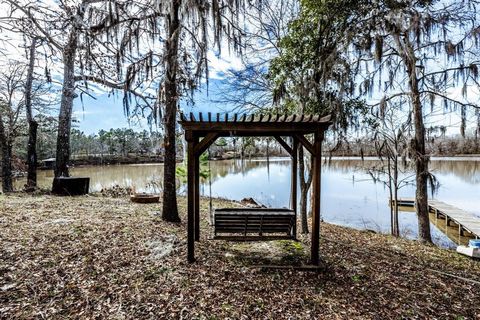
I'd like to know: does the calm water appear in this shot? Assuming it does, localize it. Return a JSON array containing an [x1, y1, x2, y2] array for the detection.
[[14, 157, 480, 248]]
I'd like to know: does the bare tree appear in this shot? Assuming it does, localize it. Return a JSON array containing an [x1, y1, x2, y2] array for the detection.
[[24, 37, 38, 190], [278, 0, 480, 242], [346, 0, 480, 243], [108, 1, 260, 222], [216, 0, 299, 112], [367, 104, 419, 237], [0, 62, 26, 192], [5, 0, 157, 181]]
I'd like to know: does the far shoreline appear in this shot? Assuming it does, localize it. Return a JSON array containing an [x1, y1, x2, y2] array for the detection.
[[64, 153, 480, 168]]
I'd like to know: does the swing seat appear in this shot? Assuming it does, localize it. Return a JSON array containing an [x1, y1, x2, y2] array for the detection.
[[213, 208, 296, 240]]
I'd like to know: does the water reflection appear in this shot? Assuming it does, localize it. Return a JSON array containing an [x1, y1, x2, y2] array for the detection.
[[13, 157, 480, 248]]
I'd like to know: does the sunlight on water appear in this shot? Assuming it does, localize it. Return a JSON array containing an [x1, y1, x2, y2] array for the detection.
[[14, 157, 480, 248]]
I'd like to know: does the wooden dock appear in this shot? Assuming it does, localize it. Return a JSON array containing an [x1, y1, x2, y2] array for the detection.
[[390, 198, 480, 240]]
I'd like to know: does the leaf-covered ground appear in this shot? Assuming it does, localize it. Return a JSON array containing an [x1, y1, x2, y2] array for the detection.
[[1, 193, 479, 319]]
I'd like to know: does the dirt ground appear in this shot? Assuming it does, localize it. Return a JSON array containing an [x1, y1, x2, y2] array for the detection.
[[1, 193, 479, 319]]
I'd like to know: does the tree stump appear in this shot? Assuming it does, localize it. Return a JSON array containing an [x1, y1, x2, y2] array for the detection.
[[52, 177, 90, 196]]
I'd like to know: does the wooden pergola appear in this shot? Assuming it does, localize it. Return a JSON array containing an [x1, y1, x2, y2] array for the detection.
[[179, 112, 332, 265]]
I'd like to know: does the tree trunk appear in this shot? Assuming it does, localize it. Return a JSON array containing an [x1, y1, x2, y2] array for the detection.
[[161, 0, 182, 222], [402, 37, 432, 243], [54, 31, 78, 178], [387, 156, 394, 235], [298, 146, 310, 234], [393, 155, 400, 237], [25, 37, 38, 190], [26, 121, 38, 189], [0, 115, 13, 192], [412, 90, 431, 243]]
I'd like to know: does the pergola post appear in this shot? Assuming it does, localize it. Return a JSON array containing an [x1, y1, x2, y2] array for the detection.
[[194, 136, 200, 242], [310, 131, 323, 265], [291, 137, 298, 239], [186, 131, 196, 262]]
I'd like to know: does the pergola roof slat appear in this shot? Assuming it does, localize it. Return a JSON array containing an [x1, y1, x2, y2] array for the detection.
[[179, 112, 332, 137]]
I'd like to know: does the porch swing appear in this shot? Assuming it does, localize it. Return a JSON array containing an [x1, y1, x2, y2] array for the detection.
[[179, 112, 331, 265], [207, 144, 297, 241]]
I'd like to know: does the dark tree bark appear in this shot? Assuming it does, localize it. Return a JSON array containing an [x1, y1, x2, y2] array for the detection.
[[411, 78, 432, 243], [25, 37, 38, 190], [0, 114, 13, 193], [54, 30, 79, 178], [161, 0, 181, 222]]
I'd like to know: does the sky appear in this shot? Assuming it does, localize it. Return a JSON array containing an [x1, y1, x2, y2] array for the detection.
[[2, 0, 478, 137], [72, 78, 231, 134], [71, 76, 475, 137], [67, 40, 246, 135]]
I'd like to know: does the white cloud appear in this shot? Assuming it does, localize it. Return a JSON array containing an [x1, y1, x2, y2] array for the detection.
[[207, 50, 244, 80]]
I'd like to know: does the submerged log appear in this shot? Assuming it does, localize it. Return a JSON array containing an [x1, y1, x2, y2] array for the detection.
[[52, 177, 90, 196]]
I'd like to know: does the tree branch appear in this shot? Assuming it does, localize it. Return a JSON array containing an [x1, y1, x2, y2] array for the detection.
[[74, 75, 155, 107]]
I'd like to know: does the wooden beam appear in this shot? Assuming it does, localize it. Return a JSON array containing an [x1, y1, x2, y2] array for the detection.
[[178, 121, 332, 136], [273, 136, 293, 156], [251, 264, 326, 272], [213, 235, 294, 241], [294, 134, 315, 155], [187, 137, 195, 263], [194, 136, 200, 242], [291, 138, 298, 239], [310, 131, 322, 265], [194, 132, 219, 156]]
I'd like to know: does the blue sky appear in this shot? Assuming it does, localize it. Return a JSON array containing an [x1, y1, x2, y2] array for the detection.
[[71, 77, 473, 137], [72, 79, 229, 134]]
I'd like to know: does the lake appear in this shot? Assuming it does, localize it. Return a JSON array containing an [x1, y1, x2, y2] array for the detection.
[[13, 157, 480, 248]]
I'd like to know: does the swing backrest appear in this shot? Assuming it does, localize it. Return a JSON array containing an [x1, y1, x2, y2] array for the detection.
[[214, 208, 296, 240]]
